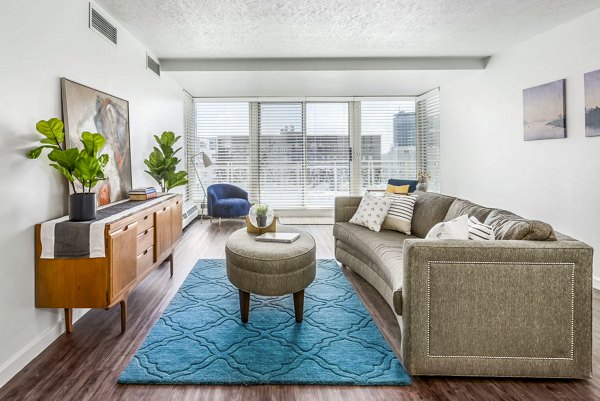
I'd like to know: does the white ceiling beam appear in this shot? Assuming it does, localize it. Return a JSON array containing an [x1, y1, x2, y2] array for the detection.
[[160, 57, 488, 72]]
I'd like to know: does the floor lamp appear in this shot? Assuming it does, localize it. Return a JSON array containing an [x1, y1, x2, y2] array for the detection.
[[191, 151, 213, 221]]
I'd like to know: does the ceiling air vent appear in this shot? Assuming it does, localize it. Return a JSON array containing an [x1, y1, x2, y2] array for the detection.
[[89, 4, 117, 45], [147, 54, 161, 76]]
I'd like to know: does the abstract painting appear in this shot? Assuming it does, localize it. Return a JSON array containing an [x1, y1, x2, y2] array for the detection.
[[61, 78, 132, 205], [585, 69, 600, 137], [523, 79, 566, 141]]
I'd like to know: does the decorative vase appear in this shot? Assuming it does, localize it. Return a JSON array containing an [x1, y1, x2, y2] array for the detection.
[[69, 193, 97, 221], [416, 182, 428, 192], [257, 215, 267, 228]]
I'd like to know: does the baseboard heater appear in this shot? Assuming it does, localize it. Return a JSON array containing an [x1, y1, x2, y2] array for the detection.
[[182, 201, 199, 228]]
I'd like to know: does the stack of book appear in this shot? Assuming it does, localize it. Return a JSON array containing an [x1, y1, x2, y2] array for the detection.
[[129, 187, 157, 201]]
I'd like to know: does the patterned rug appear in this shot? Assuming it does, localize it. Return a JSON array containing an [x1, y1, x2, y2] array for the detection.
[[119, 259, 411, 385]]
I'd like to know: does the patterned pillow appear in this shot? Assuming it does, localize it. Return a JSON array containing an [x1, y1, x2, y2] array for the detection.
[[426, 214, 470, 240], [349, 192, 393, 232], [468, 215, 494, 240], [381, 193, 418, 235]]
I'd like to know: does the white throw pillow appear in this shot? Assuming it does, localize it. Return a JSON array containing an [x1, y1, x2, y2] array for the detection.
[[468, 215, 495, 241], [381, 193, 418, 235], [426, 214, 470, 240], [349, 192, 393, 232]]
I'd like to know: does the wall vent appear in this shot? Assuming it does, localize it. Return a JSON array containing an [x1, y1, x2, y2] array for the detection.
[[147, 54, 161, 76], [89, 4, 117, 45]]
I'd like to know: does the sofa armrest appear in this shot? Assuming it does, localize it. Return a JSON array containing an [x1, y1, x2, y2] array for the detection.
[[334, 196, 362, 223], [401, 238, 593, 377]]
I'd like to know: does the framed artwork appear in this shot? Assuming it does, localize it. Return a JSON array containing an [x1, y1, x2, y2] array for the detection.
[[585, 69, 600, 137], [61, 78, 132, 205], [523, 79, 566, 141]]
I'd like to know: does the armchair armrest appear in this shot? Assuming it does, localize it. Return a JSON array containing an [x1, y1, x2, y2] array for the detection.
[[401, 238, 593, 377], [334, 196, 362, 223]]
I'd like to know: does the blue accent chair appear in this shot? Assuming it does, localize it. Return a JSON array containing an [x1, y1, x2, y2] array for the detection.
[[207, 184, 251, 224], [388, 179, 419, 193]]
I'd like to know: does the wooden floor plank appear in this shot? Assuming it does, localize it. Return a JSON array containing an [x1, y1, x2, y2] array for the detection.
[[0, 219, 598, 401]]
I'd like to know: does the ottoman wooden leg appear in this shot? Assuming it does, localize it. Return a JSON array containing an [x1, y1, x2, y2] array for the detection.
[[293, 290, 304, 323], [239, 289, 250, 323]]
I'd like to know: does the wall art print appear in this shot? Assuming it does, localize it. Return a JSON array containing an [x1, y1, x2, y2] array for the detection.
[[523, 79, 566, 141], [585, 69, 600, 137], [61, 78, 132, 205]]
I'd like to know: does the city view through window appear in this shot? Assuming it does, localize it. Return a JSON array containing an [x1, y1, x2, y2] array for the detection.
[[191, 98, 436, 209]]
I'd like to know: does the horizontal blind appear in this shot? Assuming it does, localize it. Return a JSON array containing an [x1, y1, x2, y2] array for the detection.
[[360, 100, 416, 191], [194, 102, 251, 203], [258, 103, 304, 208], [416, 89, 440, 192], [184, 92, 196, 202], [305, 103, 350, 207]]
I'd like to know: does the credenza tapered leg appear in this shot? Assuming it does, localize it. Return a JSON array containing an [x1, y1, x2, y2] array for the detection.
[[64, 308, 73, 333], [120, 299, 127, 334], [169, 253, 174, 278]]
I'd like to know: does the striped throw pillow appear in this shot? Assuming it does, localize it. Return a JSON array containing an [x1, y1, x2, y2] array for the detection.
[[468, 215, 494, 240], [381, 193, 418, 234]]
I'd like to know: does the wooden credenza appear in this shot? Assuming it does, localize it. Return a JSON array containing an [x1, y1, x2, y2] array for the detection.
[[35, 194, 183, 334]]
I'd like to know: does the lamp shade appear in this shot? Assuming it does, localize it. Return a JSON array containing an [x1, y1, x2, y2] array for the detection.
[[202, 152, 213, 167]]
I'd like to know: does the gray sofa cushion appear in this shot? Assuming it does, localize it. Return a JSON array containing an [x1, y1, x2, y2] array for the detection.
[[411, 192, 457, 238], [444, 199, 494, 223], [333, 222, 412, 314], [484, 210, 557, 241]]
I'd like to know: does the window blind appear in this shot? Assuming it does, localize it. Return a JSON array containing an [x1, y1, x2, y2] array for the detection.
[[359, 100, 417, 191], [305, 103, 350, 207], [183, 92, 197, 202], [257, 103, 305, 208], [416, 89, 441, 192], [194, 102, 251, 204]]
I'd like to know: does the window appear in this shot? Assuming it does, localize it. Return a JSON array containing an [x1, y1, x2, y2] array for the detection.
[[416, 89, 440, 192], [190, 102, 250, 203], [359, 100, 416, 191], [188, 96, 439, 210]]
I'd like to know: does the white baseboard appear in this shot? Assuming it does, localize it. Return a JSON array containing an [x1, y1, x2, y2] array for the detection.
[[0, 308, 89, 389], [594, 276, 600, 290]]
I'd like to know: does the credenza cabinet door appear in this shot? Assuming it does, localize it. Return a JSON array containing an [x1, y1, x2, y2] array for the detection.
[[170, 199, 183, 244], [109, 222, 138, 301], [155, 205, 172, 262]]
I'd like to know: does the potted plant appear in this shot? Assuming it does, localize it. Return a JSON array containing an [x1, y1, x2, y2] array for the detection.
[[256, 204, 269, 228], [144, 131, 188, 193], [416, 170, 431, 192], [28, 118, 109, 221]]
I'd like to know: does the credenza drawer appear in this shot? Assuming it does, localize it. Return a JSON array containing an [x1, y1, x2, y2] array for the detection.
[[137, 213, 154, 234], [137, 227, 154, 255], [136, 246, 154, 277]]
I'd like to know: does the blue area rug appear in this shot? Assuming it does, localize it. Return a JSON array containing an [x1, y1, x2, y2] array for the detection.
[[119, 259, 411, 385]]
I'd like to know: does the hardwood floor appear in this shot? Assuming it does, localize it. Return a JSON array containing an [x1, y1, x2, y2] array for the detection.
[[1, 219, 600, 401]]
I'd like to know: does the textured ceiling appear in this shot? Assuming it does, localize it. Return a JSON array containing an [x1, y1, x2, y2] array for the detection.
[[97, 0, 600, 58]]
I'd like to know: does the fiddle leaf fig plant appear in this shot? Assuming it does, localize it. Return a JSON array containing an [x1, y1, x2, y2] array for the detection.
[[28, 118, 109, 193], [144, 131, 188, 192]]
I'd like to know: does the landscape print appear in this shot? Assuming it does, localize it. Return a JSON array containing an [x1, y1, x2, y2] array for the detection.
[[585, 69, 600, 137], [523, 79, 566, 141]]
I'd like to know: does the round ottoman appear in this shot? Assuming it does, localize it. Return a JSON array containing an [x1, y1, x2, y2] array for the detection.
[[225, 227, 316, 323]]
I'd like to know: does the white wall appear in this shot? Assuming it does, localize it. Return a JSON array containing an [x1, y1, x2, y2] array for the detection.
[[0, 0, 183, 387], [441, 8, 600, 284]]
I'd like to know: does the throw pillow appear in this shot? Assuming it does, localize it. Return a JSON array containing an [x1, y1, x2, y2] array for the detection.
[[381, 193, 418, 234], [349, 192, 392, 232], [426, 214, 470, 240], [385, 184, 410, 195], [468, 215, 494, 241], [484, 210, 556, 241]]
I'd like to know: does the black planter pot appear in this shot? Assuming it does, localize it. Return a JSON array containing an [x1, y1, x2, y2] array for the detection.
[[256, 215, 267, 228], [69, 193, 97, 221]]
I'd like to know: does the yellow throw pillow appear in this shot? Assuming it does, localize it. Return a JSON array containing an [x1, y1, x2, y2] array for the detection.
[[385, 184, 410, 195]]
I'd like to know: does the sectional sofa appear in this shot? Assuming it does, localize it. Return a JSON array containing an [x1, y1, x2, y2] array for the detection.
[[333, 191, 593, 378]]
